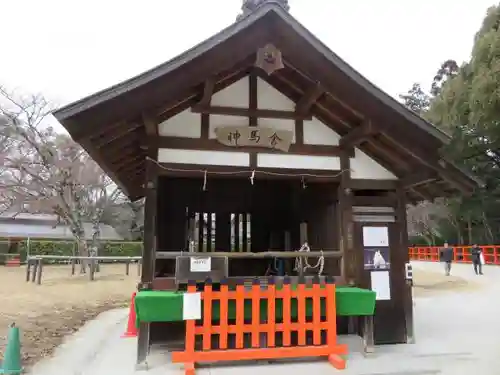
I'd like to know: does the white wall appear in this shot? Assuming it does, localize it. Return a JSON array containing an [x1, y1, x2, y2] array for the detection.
[[156, 76, 398, 180]]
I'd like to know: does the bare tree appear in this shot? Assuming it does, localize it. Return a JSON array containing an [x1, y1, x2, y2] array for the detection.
[[407, 199, 449, 245], [103, 198, 144, 241], [0, 86, 129, 271]]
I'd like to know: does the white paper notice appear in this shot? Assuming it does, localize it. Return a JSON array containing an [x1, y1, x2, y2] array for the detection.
[[370, 271, 391, 300], [190, 257, 211, 272], [363, 226, 389, 247], [183, 292, 202, 320]]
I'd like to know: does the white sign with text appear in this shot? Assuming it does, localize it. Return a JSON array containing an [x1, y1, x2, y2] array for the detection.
[[190, 257, 211, 272]]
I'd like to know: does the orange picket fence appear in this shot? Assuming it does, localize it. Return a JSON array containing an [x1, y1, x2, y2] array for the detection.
[[171, 278, 348, 375], [409, 245, 500, 265]]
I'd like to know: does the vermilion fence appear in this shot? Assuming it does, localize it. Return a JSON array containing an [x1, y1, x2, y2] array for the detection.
[[409, 246, 500, 265], [171, 278, 347, 375]]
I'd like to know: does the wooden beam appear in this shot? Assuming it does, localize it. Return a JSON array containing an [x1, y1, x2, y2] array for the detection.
[[295, 82, 323, 115], [339, 121, 376, 148], [142, 112, 157, 136], [382, 135, 472, 194], [82, 121, 127, 142], [116, 155, 144, 172], [105, 146, 142, 164], [198, 77, 216, 107], [283, 61, 363, 118], [92, 123, 141, 148], [114, 155, 144, 173], [410, 187, 434, 202], [268, 71, 353, 128], [96, 131, 143, 153], [249, 72, 258, 168], [191, 105, 312, 120], [137, 155, 158, 366], [353, 195, 396, 207], [401, 171, 438, 189], [366, 139, 413, 171], [153, 136, 354, 157], [395, 184, 415, 344], [350, 179, 397, 190]]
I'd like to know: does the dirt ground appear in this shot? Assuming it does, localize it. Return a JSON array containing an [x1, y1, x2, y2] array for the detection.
[[0, 264, 138, 369], [0, 264, 479, 370], [412, 268, 480, 296]]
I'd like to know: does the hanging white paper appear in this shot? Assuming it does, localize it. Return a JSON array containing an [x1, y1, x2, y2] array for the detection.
[[183, 292, 202, 320], [190, 257, 211, 272], [363, 226, 389, 247], [370, 270, 391, 300]]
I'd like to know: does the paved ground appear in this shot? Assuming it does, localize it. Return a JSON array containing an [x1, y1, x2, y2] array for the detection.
[[29, 261, 500, 375]]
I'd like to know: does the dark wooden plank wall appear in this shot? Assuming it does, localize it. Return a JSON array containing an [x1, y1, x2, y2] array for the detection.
[[154, 176, 340, 277]]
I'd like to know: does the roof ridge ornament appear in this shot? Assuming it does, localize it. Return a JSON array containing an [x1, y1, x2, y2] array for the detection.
[[236, 0, 290, 21], [255, 43, 285, 75]]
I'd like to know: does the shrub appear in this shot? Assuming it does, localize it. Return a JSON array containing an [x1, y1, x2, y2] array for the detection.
[[15, 240, 143, 262]]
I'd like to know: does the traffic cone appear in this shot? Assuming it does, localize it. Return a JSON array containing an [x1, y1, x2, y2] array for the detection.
[[0, 323, 22, 374], [121, 292, 138, 338]]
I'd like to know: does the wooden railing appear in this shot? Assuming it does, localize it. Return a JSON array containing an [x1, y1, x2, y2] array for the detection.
[[409, 246, 500, 265]]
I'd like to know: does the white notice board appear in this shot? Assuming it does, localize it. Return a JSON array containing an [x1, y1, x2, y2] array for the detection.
[[183, 292, 202, 320], [370, 270, 391, 300], [363, 226, 389, 247], [190, 257, 211, 272]]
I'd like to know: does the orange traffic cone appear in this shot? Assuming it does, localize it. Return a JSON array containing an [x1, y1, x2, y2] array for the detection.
[[121, 292, 138, 338]]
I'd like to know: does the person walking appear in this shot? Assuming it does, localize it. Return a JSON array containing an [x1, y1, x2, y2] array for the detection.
[[470, 244, 484, 275], [439, 242, 454, 276]]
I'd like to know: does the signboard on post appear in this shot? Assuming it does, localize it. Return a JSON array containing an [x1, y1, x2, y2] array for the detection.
[[214, 126, 294, 152]]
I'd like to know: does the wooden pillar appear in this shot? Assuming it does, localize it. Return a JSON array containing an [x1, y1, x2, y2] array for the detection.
[[338, 151, 356, 284], [396, 185, 415, 344], [137, 152, 158, 368]]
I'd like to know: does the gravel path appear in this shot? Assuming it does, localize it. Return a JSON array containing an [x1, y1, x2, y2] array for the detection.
[[28, 261, 500, 375]]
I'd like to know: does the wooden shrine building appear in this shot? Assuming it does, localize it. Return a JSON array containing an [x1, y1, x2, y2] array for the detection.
[[54, 0, 479, 363]]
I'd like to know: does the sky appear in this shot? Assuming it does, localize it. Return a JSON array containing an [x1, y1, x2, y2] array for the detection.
[[0, 0, 497, 132]]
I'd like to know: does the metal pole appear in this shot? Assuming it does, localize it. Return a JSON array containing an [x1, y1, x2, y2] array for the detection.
[[26, 237, 31, 259]]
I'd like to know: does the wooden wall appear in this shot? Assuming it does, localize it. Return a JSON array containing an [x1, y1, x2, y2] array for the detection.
[[151, 177, 410, 345], [154, 176, 339, 277]]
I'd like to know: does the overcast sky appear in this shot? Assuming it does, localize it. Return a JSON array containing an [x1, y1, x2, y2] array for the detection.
[[0, 0, 496, 119]]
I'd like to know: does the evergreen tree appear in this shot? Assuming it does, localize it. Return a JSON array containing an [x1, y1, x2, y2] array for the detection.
[[399, 83, 430, 115], [402, 5, 500, 244]]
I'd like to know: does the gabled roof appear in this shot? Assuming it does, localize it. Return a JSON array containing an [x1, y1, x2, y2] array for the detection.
[[53, 4, 447, 143], [53, 3, 480, 201]]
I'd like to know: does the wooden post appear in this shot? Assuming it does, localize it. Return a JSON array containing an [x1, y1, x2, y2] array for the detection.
[[36, 259, 43, 285], [362, 315, 375, 353], [126, 260, 130, 276], [338, 151, 355, 284], [89, 260, 95, 281], [31, 259, 38, 283], [137, 259, 142, 276], [71, 258, 76, 275], [396, 185, 415, 344], [338, 151, 357, 335], [137, 153, 158, 369], [25, 259, 31, 282]]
